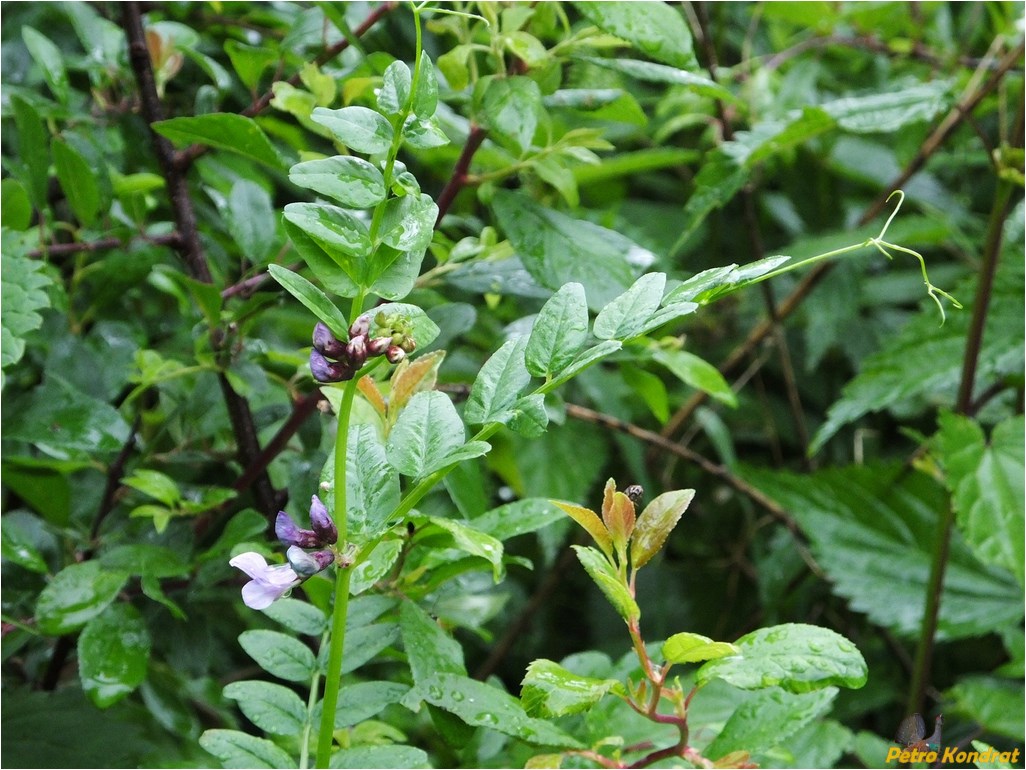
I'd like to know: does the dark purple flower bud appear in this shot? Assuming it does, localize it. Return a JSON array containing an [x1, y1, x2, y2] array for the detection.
[[309, 495, 338, 545], [386, 345, 406, 364], [345, 336, 368, 369], [349, 314, 371, 339], [275, 511, 321, 548], [313, 322, 346, 358], [286, 545, 335, 577], [367, 337, 391, 356], [310, 350, 354, 382]]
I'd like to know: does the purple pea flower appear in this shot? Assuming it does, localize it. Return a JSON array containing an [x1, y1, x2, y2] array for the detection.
[[229, 552, 302, 610], [312, 322, 346, 358], [286, 545, 335, 577], [309, 495, 338, 545], [310, 349, 354, 382], [275, 511, 321, 548]]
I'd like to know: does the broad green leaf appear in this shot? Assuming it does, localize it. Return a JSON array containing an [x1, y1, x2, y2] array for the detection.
[[593, 273, 666, 340], [947, 676, 1024, 741], [222, 681, 306, 736], [311, 106, 394, 154], [572, 147, 700, 186], [349, 538, 403, 595], [99, 544, 189, 579], [77, 603, 151, 708], [402, 115, 450, 149], [572, 545, 639, 622], [2, 376, 130, 459], [386, 391, 476, 478], [379, 60, 412, 115], [472, 498, 567, 542], [481, 76, 541, 154], [22, 27, 69, 103], [261, 598, 328, 636], [225, 180, 276, 262], [1, 178, 32, 230], [822, 81, 951, 133], [706, 687, 837, 759], [417, 672, 582, 748], [389, 350, 446, 420], [372, 302, 441, 349], [153, 114, 285, 168], [413, 50, 439, 119], [11, 95, 49, 208], [521, 658, 623, 718], [328, 681, 411, 727], [743, 464, 1023, 639], [547, 340, 623, 389], [811, 255, 1023, 453], [400, 600, 467, 689], [509, 393, 549, 437], [630, 489, 694, 569], [465, 336, 532, 425], [552, 501, 612, 557], [35, 562, 128, 636], [784, 719, 855, 770], [652, 348, 737, 407], [378, 193, 438, 253], [632, 301, 699, 337], [289, 156, 386, 209], [426, 516, 505, 581], [492, 190, 635, 310], [505, 30, 549, 67], [969, 740, 1017, 770], [340, 622, 400, 674], [329, 746, 430, 769], [574, 56, 733, 102], [284, 220, 361, 299], [282, 202, 372, 267], [267, 264, 349, 338], [1, 517, 48, 573], [199, 730, 293, 769], [697, 623, 867, 692], [574, 2, 695, 69], [224, 40, 277, 92], [1, 248, 53, 370], [52, 139, 101, 226], [238, 630, 316, 682], [122, 469, 180, 507], [935, 413, 1024, 585], [343, 425, 400, 542], [664, 256, 791, 305], [663, 631, 738, 664]]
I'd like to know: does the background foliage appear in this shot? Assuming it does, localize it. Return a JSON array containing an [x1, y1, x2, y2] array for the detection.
[[1, 1, 1023, 768]]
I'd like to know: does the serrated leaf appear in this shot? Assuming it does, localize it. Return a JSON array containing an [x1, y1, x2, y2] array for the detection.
[[238, 630, 316, 682], [697, 623, 866, 692], [223, 681, 307, 736], [465, 336, 532, 425], [652, 348, 737, 407], [417, 672, 582, 748], [706, 687, 837, 759], [742, 463, 1023, 639], [267, 264, 349, 338], [379, 60, 412, 115], [630, 489, 694, 569], [572, 545, 639, 622], [1, 249, 54, 370], [663, 631, 738, 664], [521, 658, 622, 718], [400, 600, 468, 691], [36, 562, 128, 636], [574, 2, 695, 69], [936, 413, 1025, 585], [153, 114, 285, 168], [492, 190, 635, 310], [413, 51, 438, 119], [947, 676, 1024, 741], [552, 501, 612, 557], [311, 106, 394, 154], [199, 729, 293, 769], [427, 516, 505, 581], [482, 76, 541, 154], [289, 156, 386, 209], [594, 273, 666, 340], [78, 604, 151, 708], [811, 255, 1023, 453]]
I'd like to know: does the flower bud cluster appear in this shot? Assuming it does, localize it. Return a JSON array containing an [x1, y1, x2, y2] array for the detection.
[[310, 313, 417, 383], [276, 495, 338, 576]]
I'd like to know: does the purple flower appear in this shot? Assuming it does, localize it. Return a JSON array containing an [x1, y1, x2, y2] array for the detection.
[[345, 336, 368, 369], [286, 545, 335, 577], [229, 552, 301, 610], [312, 322, 347, 358], [309, 495, 338, 545], [310, 349, 354, 382], [275, 511, 321, 548], [349, 314, 371, 339]]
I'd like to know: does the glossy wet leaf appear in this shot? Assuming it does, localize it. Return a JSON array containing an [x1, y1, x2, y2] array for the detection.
[[78, 603, 151, 708], [35, 562, 128, 636], [521, 658, 623, 717], [223, 681, 306, 736], [282, 202, 372, 264], [321, 681, 410, 728], [261, 598, 328, 636], [153, 114, 285, 168], [311, 106, 394, 154], [344, 424, 401, 542], [340, 622, 399, 674], [378, 193, 438, 253], [706, 687, 837, 759], [593, 273, 666, 340], [199, 729, 293, 769], [552, 501, 612, 557], [267, 264, 349, 338], [412, 51, 438, 118], [663, 631, 739, 664], [573, 545, 639, 622], [378, 60, 411, 115], [426, 516, 505, 581], [289, 156, 386, 209], [465, 336, 532, 425], [481, 76, 541, 154], [400, 600, 467, 691], [574, 2, 695, 69], [22, 27, 69, 103], [225, 180, 276, 262], [329, 745, 430, 769], [546, 340, 623, 389], [630, 489, 695, 569], [238, 629, 316, 682], [697, 623, 867, 692]]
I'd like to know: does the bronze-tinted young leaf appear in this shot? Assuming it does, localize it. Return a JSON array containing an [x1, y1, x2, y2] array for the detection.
[[389, 350, 446, 422], [551, 500, 612, 558], [630, 489, 695, 569], [357, 376, 387, 420], [602, 489, 636, 551]]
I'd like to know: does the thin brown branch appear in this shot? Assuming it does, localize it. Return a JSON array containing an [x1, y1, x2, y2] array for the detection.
[[29, 233, 181, 259], [174, 2, 397, 170], [88, 414, 143, 546], [232, 391, 321, 498], [435, 125, 488, 226]]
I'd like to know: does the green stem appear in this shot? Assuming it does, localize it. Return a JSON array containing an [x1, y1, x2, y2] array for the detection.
[[300, 654, 323, 768], [315, 567, 353, 768]]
